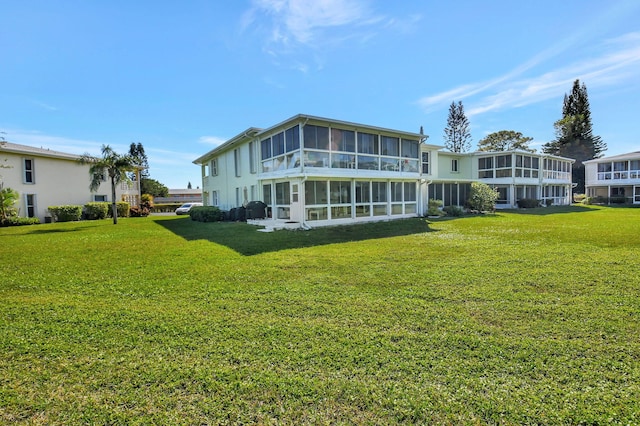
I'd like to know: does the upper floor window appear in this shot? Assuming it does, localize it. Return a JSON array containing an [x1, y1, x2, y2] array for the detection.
[[234, 149, 240, 177], [303, 124, 329, 150], [330, 128, 355, 152], [451, 159, 459, 173], [249, 142, 256, 174], [210, 158, 218, 176], [23, 158, 35, 183], [401, 139, 419, 159], [381, 136, 399, 156], [478, 157, 493, 179], [358, 132, 379, 154], [421, 152, 429, 174]]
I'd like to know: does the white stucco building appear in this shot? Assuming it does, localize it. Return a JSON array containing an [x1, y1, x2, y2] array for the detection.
[[584, 151, 640, 204], [0, 142, 140, 222], [194, 114, 575, 228]]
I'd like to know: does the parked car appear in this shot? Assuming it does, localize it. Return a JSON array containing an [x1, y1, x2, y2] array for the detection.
[[175, 202, 203, 215]]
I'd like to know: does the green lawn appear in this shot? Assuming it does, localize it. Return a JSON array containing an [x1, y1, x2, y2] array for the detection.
[[1, 206, 639, 424]]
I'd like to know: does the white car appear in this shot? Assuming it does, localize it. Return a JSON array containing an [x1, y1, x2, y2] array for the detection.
[[175, 202, 203, 215]]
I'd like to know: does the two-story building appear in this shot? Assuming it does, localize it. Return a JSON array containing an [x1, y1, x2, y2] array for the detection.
[[584, 151, 640, 204], [194, 114, 575, 228], [0, 142, 141, 222]]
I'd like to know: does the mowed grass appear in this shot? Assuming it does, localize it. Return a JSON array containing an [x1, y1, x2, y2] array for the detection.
[[1, 206, 639, 424]]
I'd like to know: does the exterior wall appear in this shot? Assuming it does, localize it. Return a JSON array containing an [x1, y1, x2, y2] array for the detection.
[[201, 138, 259, 211], [584, 152, 640, 204], [1, 143, 140, 222]]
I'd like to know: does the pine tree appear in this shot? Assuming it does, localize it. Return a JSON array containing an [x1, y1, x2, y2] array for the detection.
[[542, 79, 606, 193], [444, 101, 471, 152]]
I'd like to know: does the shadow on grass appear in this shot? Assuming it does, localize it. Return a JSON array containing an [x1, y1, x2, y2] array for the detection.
[[499, 205, 599, 215], [154, 216, 434, 256], [10, 226, 89, 235]]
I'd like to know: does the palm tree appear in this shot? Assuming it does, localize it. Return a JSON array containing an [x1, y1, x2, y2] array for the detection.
[[78, 145, 136, 224]]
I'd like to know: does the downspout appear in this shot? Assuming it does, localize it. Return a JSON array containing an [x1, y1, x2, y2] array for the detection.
[[420, 179, 433, 217]]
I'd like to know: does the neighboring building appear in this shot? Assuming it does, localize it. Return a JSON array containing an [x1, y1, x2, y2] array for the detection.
[[0, 142, 141, 222], [584, 151, 640, 204], [194, 114, 575, 228], [154, 188, 203, 204]]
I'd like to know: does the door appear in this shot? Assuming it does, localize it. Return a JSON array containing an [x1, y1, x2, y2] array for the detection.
[[289, 181, 302, 222]]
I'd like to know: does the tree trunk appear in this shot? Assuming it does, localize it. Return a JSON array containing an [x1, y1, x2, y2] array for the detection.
[[111, 176, 118, 225]]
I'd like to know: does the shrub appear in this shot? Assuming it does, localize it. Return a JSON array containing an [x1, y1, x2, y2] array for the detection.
[[610, 196, 627, 204], [104, 202, 131, 218], [84, 202, 109, 220], [545, 199, 554, 207], [517, 198, 541, 209], [0, 185, 19, 220], [48, 205, 83, 222], [152, 203, 183, 213], [190, 206, 223, 222], [129, 205, 150, 217], [427, 199, 444, 217], [573, 193, 586, 203], [0, 216, 40, 227], [467, 182, 499, 212], [442, 205, 464, 217]]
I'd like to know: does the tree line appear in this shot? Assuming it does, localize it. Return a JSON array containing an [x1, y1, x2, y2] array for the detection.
[[442, 79, 606, 193]]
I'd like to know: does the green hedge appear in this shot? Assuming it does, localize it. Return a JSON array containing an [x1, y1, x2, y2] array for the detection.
[[517, 198, 541, 209], [48, 205, 83, 222], [189, 206, 223, 222], [104, 202, 130, 218], [152, 203, 183, 213], [84, 202, 109, 220], [0, 216, 40, 227]]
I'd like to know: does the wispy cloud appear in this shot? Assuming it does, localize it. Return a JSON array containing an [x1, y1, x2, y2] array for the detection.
[[30, 100, 59, 111], [417, 31, 640, 118], [243, 0, 378, 46], [198, 136, 226, 147]]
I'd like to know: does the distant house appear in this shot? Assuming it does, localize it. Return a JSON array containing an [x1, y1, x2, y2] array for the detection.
[[0, 142, 141, 222], [154, 188, 202, 204], [194, 114, 575, 229], [584, 151, 640, 204]]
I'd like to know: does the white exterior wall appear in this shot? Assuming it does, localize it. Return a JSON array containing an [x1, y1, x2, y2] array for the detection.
[[202, 140, 258, 210], [1, 145, 138, 222], [584, 152, 640, 203]]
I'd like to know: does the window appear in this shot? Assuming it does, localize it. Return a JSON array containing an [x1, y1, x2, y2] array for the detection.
[[94, 195, 107, 202], [249, 142, 256, 174], [305, 181, 327, 205], [23, 158, 35, 183], [372, 181, 387, 202], [451, 159, 459, 172], [421, 152, 429, 174], [212, 191, 219, 206], [381, 136, 399, 156], [303, 124, 329, 150], [275, 182, 290, 205], [478, 157, 493, 179], [234, 149, 241, 177], [330, 181, 351, 204], [272, 132, 285, 156], [355, 181, 370, 203], [261, 137, 272, 160], [235, 187, 241, 206], [285, 125, 300, 152], [401, 139, 419, 159], [263, 184, 272, 205], [357, 132, 379, 154], [25, 194, 36, 218], [331, 128, 355, 152], [495, 155, 512, 178], [210, 158, 218, 176]]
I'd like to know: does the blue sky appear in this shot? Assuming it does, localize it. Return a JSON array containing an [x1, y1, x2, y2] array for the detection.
[[2, 0, 640, 188]]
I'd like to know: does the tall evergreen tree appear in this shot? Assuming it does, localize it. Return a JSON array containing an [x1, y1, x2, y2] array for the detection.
[[129, 142, 149, 180], [542, 79, 606, 193], [444, 101, 472, 152]]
